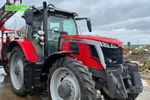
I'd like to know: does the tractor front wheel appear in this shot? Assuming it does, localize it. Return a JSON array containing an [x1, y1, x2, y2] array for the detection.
[[9, 47, 27, 96], [48, 57, 97, 100]]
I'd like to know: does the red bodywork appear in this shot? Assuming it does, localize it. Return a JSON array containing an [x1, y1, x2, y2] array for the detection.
[[61, 41, 104, 69], [2, 33, 122, 69], [61, 35, 123, 69], [11, 38, 37, 61], [61, 35, 123, 47]]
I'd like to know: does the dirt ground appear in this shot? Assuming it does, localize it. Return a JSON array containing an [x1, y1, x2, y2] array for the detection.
[[0, 76, 48, 100], [0, 76, 150, 100]]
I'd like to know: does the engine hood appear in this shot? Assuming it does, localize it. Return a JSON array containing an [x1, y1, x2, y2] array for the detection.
[[61, 35, 123, 47]]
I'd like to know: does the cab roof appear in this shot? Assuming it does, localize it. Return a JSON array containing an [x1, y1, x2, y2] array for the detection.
[[32, 5, 78, 17]]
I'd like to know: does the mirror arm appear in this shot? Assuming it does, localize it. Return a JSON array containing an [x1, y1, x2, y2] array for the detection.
[[31, 6, 44, 14], [75, 17, 90, 21]]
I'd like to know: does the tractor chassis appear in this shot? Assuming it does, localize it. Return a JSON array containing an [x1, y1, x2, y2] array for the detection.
[[24, 61, 46, 92]]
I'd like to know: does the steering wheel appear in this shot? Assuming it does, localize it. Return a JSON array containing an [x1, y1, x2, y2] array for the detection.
[[50, 27, 60, 33]]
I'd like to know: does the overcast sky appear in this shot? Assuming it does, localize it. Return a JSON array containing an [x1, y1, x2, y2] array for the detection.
[[1, 0, 150, 44]]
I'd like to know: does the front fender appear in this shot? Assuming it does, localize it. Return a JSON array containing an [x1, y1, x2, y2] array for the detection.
[[9, 38, 37, 61], [41, 51, 74, 81], [43, 51, 74, 72]]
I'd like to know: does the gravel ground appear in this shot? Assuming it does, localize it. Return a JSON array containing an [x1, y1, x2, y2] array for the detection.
[[0, 61, 149, 100], [136, 79, 150, 100], [0, 74, 150, 100]]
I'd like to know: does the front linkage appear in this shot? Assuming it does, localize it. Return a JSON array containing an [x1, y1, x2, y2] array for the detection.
[[102, 60, 143, 99]]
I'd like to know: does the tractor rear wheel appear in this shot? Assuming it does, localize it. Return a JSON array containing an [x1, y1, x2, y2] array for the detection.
[[9, 47, 27, 96], [48, 57, 97, 100]]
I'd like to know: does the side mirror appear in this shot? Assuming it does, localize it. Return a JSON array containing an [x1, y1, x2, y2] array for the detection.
[[38, 30, 44, 35], [24, 9, 33, 25], [87, 19, 92, 32], [75, 17, 92, 32]]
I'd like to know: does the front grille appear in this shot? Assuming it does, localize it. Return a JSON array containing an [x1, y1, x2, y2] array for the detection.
[[101, 47, 123, 66]]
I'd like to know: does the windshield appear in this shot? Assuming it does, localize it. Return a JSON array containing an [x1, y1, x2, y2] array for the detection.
[[48, 15, 78, 35], [47, 15, 78, 54], [27, 14, 78, 56]]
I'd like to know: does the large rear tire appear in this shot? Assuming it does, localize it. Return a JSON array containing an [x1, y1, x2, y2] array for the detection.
[[9, 47, 28, 96], [48, 57, 97, 100]]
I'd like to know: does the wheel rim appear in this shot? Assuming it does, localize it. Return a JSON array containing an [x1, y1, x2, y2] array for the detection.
[[50, 67, 81, 100], [10, 52, 24, 90]]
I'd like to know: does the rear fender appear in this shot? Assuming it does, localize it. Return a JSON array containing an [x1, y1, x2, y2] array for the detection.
[[8, 38, 37, 61]]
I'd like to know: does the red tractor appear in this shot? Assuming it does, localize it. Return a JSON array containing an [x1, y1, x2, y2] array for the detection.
[[1, 1, 143, 100]]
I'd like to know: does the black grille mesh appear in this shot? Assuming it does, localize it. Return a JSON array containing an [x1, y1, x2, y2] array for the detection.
[[101, 47, 123, 65]]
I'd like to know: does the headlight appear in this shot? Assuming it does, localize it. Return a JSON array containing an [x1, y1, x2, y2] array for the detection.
[[101, 42, 110, 47], [100, 42, 118, 48], [110, 43, 118, 48]]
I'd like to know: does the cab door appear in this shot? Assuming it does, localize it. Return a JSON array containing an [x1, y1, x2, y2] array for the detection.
[[47, 18, 62, 54], [26, 21, 44, 59]]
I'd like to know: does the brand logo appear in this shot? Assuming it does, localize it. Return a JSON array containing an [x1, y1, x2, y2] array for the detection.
[[5, 5, 27, 11]]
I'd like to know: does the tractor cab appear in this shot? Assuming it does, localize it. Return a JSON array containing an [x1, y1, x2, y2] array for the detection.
[[24, 3, 92, 59]]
